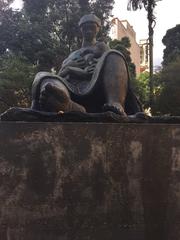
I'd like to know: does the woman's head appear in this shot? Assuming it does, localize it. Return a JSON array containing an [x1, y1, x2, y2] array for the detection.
[[79, 14, 101, 41]]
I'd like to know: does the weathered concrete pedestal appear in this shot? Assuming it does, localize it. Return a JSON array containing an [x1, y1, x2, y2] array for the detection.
[[0, 122, 179, 240]]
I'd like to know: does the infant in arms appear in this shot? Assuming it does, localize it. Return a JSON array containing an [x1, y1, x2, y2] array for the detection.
[[59, 42, 109, 81]]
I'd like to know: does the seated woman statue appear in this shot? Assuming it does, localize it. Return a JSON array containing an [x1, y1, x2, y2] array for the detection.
[[31, 14, 142, 116]]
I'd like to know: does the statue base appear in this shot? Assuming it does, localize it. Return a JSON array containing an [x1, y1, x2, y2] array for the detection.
[[0, 122, 180, 240]]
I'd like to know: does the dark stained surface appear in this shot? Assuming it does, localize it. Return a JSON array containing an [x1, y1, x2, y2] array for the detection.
[[0, 122, 179, 240]]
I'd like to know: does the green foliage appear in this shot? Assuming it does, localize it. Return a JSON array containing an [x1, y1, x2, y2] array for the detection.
[[119, 37, 131, 49], [109, 37, 136, 80], [0, 0, 13, 10], [79, 0, 90, 15], [127, 0, 156, 11], [153, 58, 180, 115], [90, 0, 115, 41], [152, 25, 180, 115], [133, 71, 150, 108], [0, 54, 37, 112], [131, 71, 163, 113], [109, 37, 131, 50], [0, 0, 115, 70], [162, 24, 180, 66], [0, 0, 114, 110], [19, 0, 114, 69]]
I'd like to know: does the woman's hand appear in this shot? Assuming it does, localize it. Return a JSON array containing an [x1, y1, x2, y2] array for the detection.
[[59, 66, 70, 77], [65, 57, 86, 69], [68, 66, 89, 77], [85, 62, 97, 75]]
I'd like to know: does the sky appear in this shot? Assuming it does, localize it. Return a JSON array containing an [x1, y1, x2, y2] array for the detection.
[[11, 0, 180, 66]]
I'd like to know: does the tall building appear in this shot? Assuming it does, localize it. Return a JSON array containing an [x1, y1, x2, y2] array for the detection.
[[139, 39, 149, 72], [110, 18, 140, 75]]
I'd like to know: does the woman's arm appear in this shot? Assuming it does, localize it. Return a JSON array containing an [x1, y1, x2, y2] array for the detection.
[[59, 66, 90, 79]]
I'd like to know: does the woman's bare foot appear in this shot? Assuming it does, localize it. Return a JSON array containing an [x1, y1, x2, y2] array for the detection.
[[39, 83, 85, 113], [103, 102, 127, 116]]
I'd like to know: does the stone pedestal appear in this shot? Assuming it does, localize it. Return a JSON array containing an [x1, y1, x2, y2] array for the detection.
[[0, 122, 179, 240]]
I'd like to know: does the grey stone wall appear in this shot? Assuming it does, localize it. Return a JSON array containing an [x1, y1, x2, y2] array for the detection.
[[0, 122, 179, 240]]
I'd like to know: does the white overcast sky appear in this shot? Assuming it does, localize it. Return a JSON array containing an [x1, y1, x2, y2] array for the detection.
[[12, 0, 180, 66]]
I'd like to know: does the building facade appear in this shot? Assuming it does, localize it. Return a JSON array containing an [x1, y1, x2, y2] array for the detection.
[[110, 18, 141, 75], [139, 39, 150, 72]]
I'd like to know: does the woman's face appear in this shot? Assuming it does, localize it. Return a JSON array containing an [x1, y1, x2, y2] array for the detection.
[[81, 22, 99, 41]]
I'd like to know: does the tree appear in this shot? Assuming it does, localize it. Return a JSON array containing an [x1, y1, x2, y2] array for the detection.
[[90, 0, 114, 41], [0, 0, 115, 111], [0, 0, 115, 71], [79, 0, 90, 15], [19, 0, 114, 70], [153, 57, 180, 115], [162, 24, 180, 66], [127, 0, 159, 107], [0, 0, 13, 10], [0, 53, 37, 112], [0, 0, 22, 55], [133, 71, 150, 107]]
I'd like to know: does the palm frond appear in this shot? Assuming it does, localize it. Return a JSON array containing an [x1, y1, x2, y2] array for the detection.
[[127, 0, 153, 11]]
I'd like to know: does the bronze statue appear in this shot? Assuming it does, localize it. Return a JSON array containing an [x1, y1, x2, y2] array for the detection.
[[31, 14, 142, 116]]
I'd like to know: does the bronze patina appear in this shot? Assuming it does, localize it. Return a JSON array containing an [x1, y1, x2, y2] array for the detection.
[[31, 14, 142, 116]]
